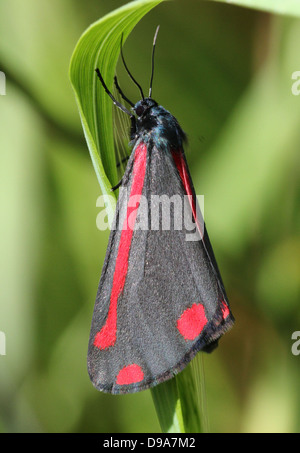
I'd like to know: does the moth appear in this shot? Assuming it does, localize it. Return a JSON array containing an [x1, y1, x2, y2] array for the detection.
[[88, 27, 234, 394]]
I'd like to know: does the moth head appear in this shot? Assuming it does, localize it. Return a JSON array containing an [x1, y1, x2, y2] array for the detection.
[[134, 98, 158, 118]]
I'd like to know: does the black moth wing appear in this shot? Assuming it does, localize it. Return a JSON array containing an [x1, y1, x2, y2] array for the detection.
[[87, 140, 234, 394]]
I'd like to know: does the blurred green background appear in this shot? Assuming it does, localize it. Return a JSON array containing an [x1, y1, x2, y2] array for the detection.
[[0, 0, 300, 433]]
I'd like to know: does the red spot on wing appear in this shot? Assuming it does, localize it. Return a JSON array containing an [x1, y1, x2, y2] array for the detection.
[[171, 150, 204, 239], [116, 364, 144, 385], [94, 143, 147, 350], [221, 301, 230, 320], [177, 303, 207, 341]]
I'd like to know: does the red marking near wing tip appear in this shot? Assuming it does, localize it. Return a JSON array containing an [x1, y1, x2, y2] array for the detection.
[[221, 301, 230, 320], [177, 303, 207, 341], [94, 143, 148, 350], [116, 364, 144, 385]]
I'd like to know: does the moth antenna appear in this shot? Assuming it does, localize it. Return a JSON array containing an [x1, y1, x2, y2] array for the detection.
[[114, 75, 135, 107], [120, 34, 145, 100], [149, 25, 160, 98], [95, 68, 133, 117]]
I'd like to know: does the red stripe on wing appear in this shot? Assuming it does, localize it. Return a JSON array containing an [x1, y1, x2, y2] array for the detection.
[[171, 149, 204, 240], [94, 143, 148, 350]]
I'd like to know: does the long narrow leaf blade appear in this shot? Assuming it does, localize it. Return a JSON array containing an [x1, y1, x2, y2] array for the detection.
[[69, 0, 163, 220]]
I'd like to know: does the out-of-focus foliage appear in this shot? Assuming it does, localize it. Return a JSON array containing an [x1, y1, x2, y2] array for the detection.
[[211, 0, 300, 18], [0, 0, 299, 433]]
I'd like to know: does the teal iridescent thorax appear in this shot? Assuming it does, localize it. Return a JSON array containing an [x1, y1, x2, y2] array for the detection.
[[132, 98, 186, 151]]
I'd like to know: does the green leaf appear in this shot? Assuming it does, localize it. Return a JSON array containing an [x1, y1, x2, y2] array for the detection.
[[209, 0, 300, 17], [69, 0, 164, 222], [151, 355, 207, 433], [151, 374, 185, 433]]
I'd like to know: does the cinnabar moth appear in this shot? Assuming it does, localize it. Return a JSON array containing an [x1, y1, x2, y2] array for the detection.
[[88, 27, 234, 394]]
